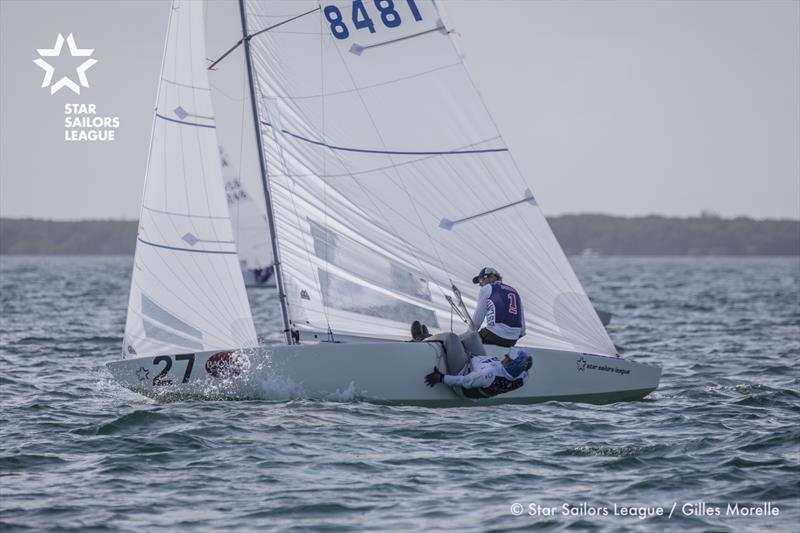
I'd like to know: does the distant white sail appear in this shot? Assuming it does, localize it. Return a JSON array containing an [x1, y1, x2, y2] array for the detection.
[[220, 147, 273, 271], [123, 0, 257, 356], [240, 0, 615, 355]]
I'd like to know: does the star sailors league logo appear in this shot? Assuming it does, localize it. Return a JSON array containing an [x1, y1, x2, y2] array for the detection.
[[33, 33, 97, 95]]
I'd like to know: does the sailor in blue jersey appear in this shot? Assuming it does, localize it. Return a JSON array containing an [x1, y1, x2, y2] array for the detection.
[[424, 343, 533, 399], [471, 267, 526, 347]]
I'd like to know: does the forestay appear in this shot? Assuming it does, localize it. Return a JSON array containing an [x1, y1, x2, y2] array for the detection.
[[242, 0, 616, 355], [123, 0, 257, 356]]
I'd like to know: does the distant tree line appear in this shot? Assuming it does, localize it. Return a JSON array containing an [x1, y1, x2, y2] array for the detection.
[[0, 215, 797, 256], [0, 219, 136, 255], [547, 214, 799, 255]]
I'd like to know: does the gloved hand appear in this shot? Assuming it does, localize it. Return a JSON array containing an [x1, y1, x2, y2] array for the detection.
[[424, 366, 444, 387]]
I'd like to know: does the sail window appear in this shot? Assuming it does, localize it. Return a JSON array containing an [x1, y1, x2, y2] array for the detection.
[[319, 270, 437, 327], [142, 294, 203, 340], [143, 320, 203, 351], [309, 220, 432, 302]]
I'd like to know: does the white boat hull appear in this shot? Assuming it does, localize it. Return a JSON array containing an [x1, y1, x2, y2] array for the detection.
[[106, 342, 661, 406]]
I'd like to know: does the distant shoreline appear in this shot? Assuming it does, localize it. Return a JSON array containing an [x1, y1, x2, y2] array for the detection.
[[1, 215, 798, 256]]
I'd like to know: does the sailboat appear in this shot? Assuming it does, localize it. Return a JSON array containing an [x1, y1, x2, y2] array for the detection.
[[220, 148, 276, 288], [107, 0, 661, 405]]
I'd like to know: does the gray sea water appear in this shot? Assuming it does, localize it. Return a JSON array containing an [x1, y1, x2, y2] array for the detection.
[[1, 256, 798, 532]]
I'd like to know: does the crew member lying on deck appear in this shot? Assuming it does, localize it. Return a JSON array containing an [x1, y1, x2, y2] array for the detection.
[[423, 332, 533, 399]]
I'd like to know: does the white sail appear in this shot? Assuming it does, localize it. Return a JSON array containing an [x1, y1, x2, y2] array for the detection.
[[123, 0, 258, 356], [220, 147, 273, 271], [240, 0, 616, 355]]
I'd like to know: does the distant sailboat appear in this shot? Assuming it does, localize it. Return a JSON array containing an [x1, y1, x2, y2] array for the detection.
[[220, 148, 275, 288], [109, 0, 660, 404]]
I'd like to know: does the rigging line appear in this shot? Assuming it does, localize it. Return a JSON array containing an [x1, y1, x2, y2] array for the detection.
[[207, 6, 320, 70], [319, 8, 333, 337], [259, 121, 507, 155]]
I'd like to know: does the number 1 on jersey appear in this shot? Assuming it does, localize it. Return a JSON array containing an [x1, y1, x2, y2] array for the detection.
[[508, 293, 518, 315]]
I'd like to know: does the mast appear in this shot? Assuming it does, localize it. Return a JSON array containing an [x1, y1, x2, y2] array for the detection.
[[237, 0, 293, 345]]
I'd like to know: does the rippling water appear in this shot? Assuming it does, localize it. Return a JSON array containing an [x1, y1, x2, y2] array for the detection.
[[1, 256, 798, 531]]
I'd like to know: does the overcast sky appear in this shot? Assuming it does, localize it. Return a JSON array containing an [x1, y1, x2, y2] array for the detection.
[[1, 0, 798, 220]]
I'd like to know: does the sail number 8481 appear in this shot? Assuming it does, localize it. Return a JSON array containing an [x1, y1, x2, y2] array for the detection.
[[324, 0, 423, 40]]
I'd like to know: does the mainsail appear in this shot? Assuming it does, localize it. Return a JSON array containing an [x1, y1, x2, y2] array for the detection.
[[235, 0, 616, 355], [123, 0, 258, 356]]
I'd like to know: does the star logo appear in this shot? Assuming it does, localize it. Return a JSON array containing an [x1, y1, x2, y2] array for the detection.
[[576, 356, 587, 371], [33, 33, 97, 95], [136, 366, 150, 382]]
